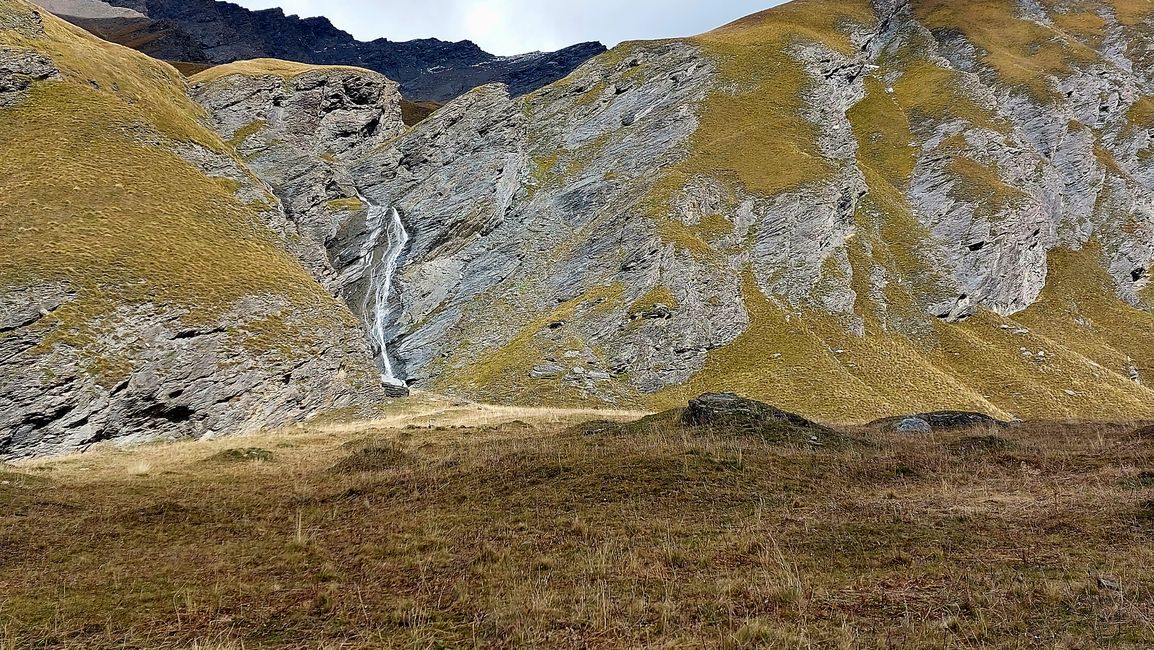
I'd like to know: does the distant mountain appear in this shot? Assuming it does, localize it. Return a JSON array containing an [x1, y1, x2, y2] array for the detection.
[[34, 0, 139, 18], [37, 0, 606, 101]]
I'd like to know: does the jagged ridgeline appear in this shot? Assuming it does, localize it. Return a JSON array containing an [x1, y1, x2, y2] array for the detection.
[[0, 0, 384, 458], [6, 0, 1154, 460]]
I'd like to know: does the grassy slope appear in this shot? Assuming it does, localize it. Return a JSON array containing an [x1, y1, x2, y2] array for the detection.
[[448, 0, 1154, 421], [0, 0, 356, 378], [682, 0, 874, 196], [2, 412, 1153, 647], [639, 0, 1154, 421]]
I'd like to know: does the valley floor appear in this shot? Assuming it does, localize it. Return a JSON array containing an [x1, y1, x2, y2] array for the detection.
[[2, 397, 1154, 648]]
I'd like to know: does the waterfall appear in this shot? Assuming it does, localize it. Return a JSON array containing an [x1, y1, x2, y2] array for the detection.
[[355, 192, 410, 386]]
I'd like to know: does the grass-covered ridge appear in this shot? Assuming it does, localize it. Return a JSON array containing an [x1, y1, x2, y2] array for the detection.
[[647, 0, 1154, 422], [189, 58, 374, 85], [0, 0, 356, 373], [912, 0, 1101, 102]]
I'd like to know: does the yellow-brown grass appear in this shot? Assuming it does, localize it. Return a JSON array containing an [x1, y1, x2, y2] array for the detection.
[[0, 0, 357, 382], [2, 408, 1153, 648], [189, 58, 372, 85]]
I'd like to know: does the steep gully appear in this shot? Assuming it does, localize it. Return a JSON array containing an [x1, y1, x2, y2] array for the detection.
[[353, 190, 410, 392]]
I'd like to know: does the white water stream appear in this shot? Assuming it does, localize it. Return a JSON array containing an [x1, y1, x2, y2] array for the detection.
[[355, 192, 410, 386]]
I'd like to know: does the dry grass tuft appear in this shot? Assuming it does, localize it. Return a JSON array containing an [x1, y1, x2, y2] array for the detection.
[[328, 442, 410, 474]]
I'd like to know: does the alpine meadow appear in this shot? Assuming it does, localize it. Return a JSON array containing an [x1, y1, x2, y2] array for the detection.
[[3, 0, 1154, 647]]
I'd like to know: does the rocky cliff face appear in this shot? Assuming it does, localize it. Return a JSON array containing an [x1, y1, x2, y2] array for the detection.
[[192, 0, 1154, 423], [8, 0, 1154, 461], [0, 0, 384, 459], [39, 0, 607, 102], [189, 60, 408, 290]]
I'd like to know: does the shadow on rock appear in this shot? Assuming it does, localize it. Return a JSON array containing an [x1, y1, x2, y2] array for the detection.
[[871, 411, 1011, 434]]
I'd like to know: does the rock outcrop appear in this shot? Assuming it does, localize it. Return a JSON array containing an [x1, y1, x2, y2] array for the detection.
[[0, 0, 383, 459], [673, 392, 847, 447], [189, 60, 407, 289], [873, 411, 1011, 433], [682, 393, 827, 433]]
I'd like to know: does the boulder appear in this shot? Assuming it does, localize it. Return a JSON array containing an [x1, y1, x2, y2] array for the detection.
[[683, 392, 819, 430], [680, 393, 848, 447], [872, 411, 1009, 433], [917, 412, 1009, 430], [895, 417, 932, 434]]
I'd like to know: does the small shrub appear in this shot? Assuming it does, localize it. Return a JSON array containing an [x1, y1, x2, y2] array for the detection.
[[1121, 471, 1154, 489], [329, 442, 410, 474], [208, 448, 274, 463]]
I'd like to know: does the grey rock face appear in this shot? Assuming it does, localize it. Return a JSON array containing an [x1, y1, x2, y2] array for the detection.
[[895, 418, 932, 434], [340, 43, 740, 401], [0, 45, 59, 104], [187, 1, 1154, 420], [0, 285, 378, 459], [191, 66, 406, 290]]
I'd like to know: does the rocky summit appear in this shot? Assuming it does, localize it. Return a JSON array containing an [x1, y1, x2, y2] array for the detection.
[[5, 0, 1154, 458], [30, 0, 607, 102]]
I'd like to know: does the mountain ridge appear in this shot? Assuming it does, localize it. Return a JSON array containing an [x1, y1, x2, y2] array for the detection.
[[37, 0, 607, 101], [273, 0, 1154, 422], [0, 0, 387, 458], [6, 0, 1154, 459]]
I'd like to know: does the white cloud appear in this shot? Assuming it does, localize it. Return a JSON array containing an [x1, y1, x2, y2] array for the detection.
[[232, 0, 779, 55]]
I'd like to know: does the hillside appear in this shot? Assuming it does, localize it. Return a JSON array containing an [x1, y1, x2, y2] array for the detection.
[[0, 0, 384, 458], [240, 0, 1154, 423], [33, 0, 607, 102], [7, 0, 1154, 458]]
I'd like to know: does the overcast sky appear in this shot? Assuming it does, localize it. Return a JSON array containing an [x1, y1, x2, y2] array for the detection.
[[232, 1, 779, 56]]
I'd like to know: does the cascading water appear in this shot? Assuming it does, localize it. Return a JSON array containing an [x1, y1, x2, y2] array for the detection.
[[354, 192, 410, 387]]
